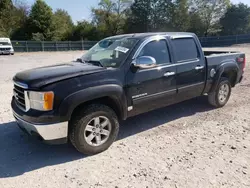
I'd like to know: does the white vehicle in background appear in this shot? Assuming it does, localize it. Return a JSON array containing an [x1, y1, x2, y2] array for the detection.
[[0, 38, 14, 55]]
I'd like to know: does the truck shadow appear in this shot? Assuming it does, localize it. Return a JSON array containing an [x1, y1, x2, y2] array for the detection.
[[119, 96, 213, 139], [0, 96, 213, 178]]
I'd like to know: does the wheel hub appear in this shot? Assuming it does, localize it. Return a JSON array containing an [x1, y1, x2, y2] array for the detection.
[[218, 83, 229, 103], [84, 116, 111, 146]]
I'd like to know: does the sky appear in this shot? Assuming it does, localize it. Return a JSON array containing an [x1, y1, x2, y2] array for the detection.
[[26, 0, 100, 22], [25, 0, 250, 23]]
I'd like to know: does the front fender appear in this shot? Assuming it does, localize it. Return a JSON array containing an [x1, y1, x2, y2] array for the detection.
[[58, 84, 127, 121], [210, 61, 239, 93]]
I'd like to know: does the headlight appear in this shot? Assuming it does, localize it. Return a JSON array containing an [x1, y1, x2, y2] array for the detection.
[[28, 91, 54, 111]]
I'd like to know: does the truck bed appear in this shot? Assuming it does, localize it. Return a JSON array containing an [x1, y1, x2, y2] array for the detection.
[[204, 50, 244, 67], [204, 50, 245, 86]]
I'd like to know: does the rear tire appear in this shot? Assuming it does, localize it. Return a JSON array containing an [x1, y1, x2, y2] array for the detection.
[[208, 77, 231, 108], [69, 104, 119, 155]]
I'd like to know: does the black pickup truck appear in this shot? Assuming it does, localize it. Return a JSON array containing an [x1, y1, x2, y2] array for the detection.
[[12, 32, 245, 154]]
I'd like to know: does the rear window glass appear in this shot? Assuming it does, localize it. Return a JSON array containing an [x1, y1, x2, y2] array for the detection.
[[172, 38, 199, 62]]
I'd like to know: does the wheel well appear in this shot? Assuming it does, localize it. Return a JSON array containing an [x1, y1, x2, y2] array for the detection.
[[221, 71, 237, 87], [70, 96, 122, 121]]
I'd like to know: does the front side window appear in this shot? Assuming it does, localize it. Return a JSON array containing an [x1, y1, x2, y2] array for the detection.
[[138, 40, 171, 65], [172, 38, 199, 62], [81, 38, 138, 68]]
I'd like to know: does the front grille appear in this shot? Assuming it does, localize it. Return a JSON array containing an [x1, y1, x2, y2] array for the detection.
[[14, 84, 26, 110], [0, 48, 11, 51]]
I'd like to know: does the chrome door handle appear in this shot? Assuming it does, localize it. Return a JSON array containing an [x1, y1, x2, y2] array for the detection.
[[164, 72, 175, 77], [195, 66, 204, 70]]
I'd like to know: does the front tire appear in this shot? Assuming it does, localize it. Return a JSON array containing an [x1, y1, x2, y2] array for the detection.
[[69, 104, 119, 155], [208, 77, 231, 108]]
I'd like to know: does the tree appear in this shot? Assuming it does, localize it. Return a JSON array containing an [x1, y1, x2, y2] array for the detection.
[[28, 0, 54, 40], [220, 3, 250, 35], [126, 0, 173, 33], [190, 0, 230, 36], [170, 0, 190, 31], [92, 0, 131, 36], [11, 0, 30, 40], [188, 10, 206, 36], [71, 20, 100, 41], [52, 9, 74, 41], [0, 0, 29, 37], [0, 0, 15, 36], [125, 0, 149, 33]]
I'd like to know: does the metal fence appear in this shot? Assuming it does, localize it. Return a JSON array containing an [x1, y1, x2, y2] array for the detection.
[[12, 41, 98, 52], [11, 34, 250, 52], [200, 34, 250, 47]]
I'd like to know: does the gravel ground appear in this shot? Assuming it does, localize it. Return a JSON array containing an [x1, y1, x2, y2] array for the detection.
[[0, 46, 249, 188]]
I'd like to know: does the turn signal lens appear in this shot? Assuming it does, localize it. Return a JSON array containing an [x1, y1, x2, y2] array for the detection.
[[29, 91, 54, 111], [43, 92, 54, 110]]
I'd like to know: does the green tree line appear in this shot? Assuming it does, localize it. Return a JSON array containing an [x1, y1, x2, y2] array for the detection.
[[1, 0, 250, 41]]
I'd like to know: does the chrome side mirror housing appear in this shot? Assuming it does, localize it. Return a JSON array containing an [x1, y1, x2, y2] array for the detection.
[[132, 56, 157, 69]]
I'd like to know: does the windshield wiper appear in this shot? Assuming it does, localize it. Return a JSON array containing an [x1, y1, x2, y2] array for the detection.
[[84, 60, 104, 67], [75, 58, 104, 67], [76, 58, 84, 63]]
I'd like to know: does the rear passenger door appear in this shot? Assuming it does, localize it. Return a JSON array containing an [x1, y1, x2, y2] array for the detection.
[[171, 37, 206, 99]]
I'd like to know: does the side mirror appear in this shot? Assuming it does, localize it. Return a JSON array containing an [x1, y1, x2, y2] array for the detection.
[[133, 56, 157, 69]]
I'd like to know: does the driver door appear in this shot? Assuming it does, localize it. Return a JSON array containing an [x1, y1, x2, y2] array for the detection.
[[125, 36, 177, 116]]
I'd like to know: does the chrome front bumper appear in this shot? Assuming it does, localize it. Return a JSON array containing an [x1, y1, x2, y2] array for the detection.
[[0, 50, 13, 54], [14, 114, 68, 143]]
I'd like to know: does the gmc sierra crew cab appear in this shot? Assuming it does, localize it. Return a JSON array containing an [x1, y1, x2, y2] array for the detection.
[[11, 32, 245, 154]]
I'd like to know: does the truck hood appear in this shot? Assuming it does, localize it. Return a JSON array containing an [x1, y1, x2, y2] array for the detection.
[[13, 62, 106, 88]]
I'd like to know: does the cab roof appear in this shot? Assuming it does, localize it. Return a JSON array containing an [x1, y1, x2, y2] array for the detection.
[[105, 32, 195, 40]]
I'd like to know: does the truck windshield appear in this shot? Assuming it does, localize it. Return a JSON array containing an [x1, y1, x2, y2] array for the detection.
[[80, 38, 138, 68], [0, 42, 11, 45]]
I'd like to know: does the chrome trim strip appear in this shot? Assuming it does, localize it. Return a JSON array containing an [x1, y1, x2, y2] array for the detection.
[[176, 58, 200, 64], [170, 35, 193, 39], [14, 87, 23, 94], [15, 99, 26, 110], [24, 91, 30, 111], [135, 58, 201, 73], [178, 82, 205, 90], [131, 34, 199, 66], [128, 106, 133, 111], [13, 81, 28, 89], [14, 113, 68, 140], [13, 82, 30, 112]]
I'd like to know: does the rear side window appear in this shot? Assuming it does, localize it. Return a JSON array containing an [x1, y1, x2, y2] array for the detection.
[[172, 38, 199, 62]]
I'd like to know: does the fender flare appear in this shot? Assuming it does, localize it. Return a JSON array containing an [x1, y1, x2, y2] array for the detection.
[[209, 61, 239, 93], [58, 84, 127, 121]]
